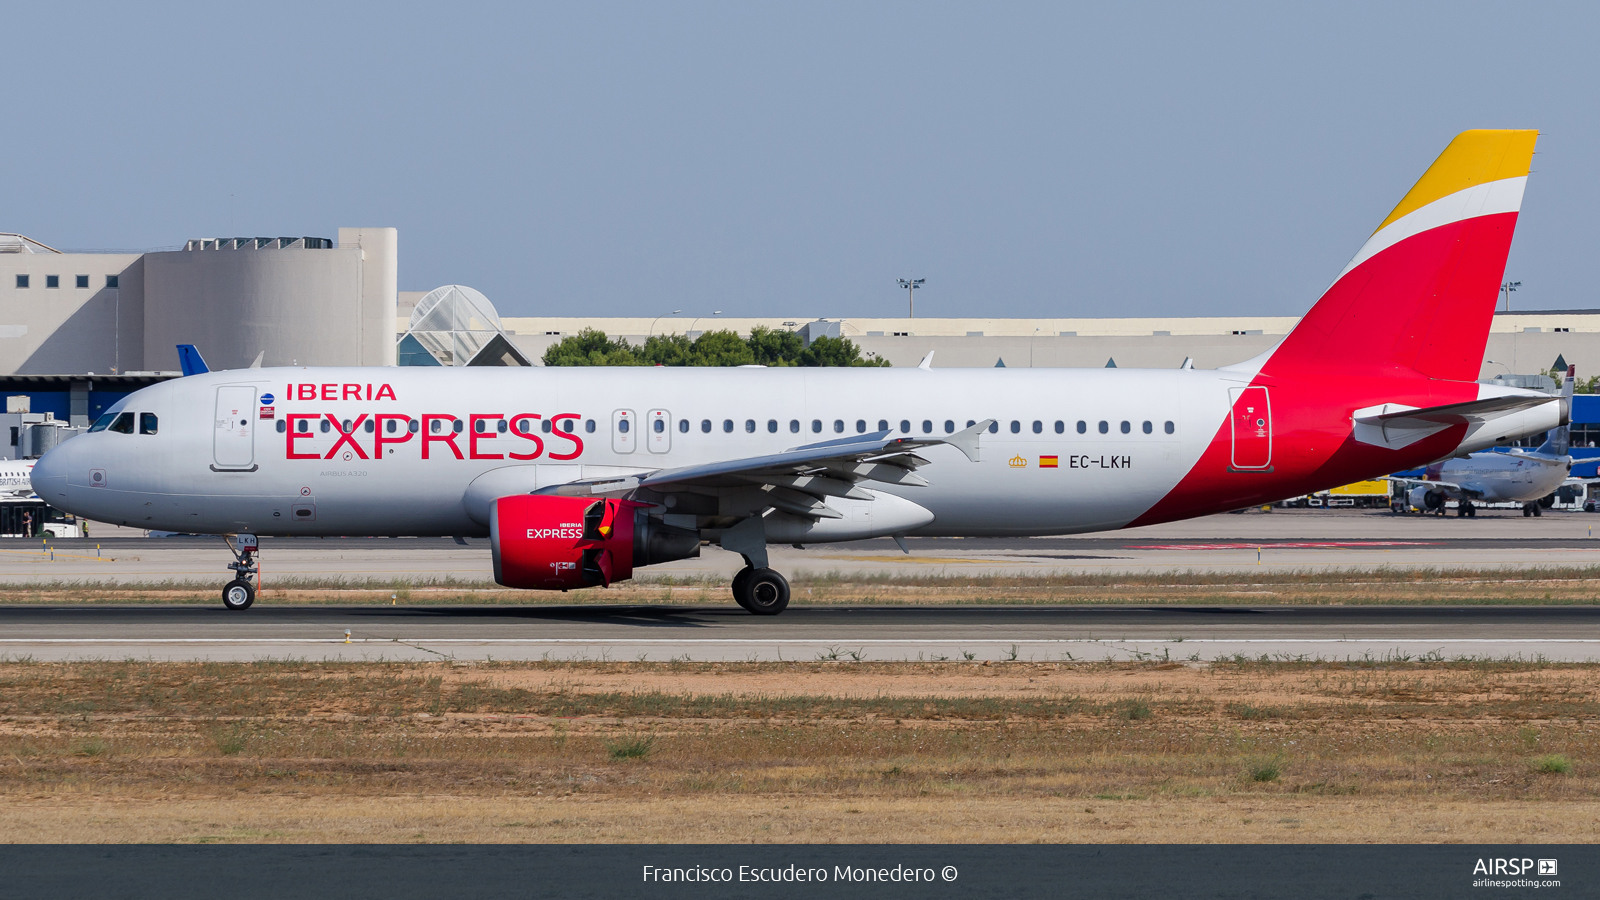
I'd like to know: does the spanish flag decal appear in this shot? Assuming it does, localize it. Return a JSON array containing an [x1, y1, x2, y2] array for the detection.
[[1039, 456, 1059, 468]]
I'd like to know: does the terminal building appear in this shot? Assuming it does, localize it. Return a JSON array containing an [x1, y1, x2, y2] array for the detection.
[[4, 226, 1600, 453]]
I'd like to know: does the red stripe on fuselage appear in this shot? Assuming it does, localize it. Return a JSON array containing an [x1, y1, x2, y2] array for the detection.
[[1128, 212, 1517, 528]]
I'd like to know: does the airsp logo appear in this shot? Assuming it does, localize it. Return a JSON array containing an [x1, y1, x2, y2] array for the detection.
[[1539, 860, 1558, 876], [1472, 858, 1553, 876]]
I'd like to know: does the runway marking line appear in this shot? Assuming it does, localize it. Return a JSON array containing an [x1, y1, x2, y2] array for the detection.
[[1126, 542, 1437, 550], [4, 638, 1598, 645]]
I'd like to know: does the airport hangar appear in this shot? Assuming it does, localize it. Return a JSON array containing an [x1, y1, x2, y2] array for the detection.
[[2, 227, 1599, 455]]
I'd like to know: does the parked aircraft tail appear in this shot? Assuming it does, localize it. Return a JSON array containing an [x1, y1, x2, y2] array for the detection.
[[1536, 365, 1575, 456], [1260, 129, 1537, 382]]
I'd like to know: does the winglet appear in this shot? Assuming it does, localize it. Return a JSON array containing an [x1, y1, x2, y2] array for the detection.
[[176, 345, 209, 376], [917, 351, 935, 369], [944, 418, 993, 462]]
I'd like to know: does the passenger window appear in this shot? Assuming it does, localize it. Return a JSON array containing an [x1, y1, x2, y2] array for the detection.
[[584, 419, 595, 433], [540, 419, 551, 433], [654, 419, 665, 433], [856, 420, 867, 433], [921, 420, 932, 433], [1032, 420, 1042, 434], [723, 419, 734, 433], [1165, 421, 1175, 434], [562, 419, 575, 433], [1077, 420, 1087, 434], [811, 419, 822, 433], [768, 419, 778, 433], [88, 413, 116, 433], [966, 420, 975, 428], [1142, 420, 1152, 434], [790, 420, 800, 433], [367, 419, 378, 433], [987, 422, 998, 434], [618, 419, 630, 434], [944, 420, 955, 433], [878, 419, 889, 432], [702, 419, 712, 433], [1055, 420, 1064, 434], [1010, 420, 1020, 434], [679, 419, 689, 433], [342, 419, 353, 432], [1098, 421, 1109, 434], [746, 419, 756, 433], [899, 420, 911, 433], [496, 420, 507, 433], [1120, 421, 1131, 434], [322, 419, 333, 433], [299, 420, 313, 433], [454, 420, 466, 434], [275, 420, 287, 433], [109, 412, 135, 434], [139, 413, 158, 435], [834, 420, 844, 433]]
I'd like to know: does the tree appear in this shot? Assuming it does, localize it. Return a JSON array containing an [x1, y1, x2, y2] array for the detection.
[[541, 328, 638, 366], [800, 335, 889, 367], [541, 327, 890, 367], [747, 325, 804, 366], [687, 329, 756, 366]]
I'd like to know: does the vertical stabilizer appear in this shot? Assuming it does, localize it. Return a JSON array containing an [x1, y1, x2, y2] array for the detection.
[[1536, 365, 1574, 456], [1262, 130, 1538, 382]]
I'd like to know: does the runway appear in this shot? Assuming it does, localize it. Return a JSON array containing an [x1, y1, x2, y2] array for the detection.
[[6, 604, 1599, 663], [11, 509, 1600, 585]]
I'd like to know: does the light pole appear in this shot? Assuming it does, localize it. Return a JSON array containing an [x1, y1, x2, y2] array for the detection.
[[687, 310, 722, 336], [897, 278, 924, 318], [1485, 359, 1511, 377], [1501, 281, 1521, 312], [649, 309, 682, 337]]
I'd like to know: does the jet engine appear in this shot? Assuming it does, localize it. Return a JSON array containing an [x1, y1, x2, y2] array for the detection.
[[490, 494, 700, 590], [1407, 486, 1446, 512]]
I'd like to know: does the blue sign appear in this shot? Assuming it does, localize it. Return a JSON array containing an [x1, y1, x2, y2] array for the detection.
[[260, 393, 275, 405]]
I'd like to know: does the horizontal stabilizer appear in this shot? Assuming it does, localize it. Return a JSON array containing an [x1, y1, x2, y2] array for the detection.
[[1353, 393, 1557, 450]]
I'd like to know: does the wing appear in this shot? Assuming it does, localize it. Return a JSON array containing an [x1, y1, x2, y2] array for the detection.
[[1382, 475, 1478, 498], [537, 419, 995, 517]]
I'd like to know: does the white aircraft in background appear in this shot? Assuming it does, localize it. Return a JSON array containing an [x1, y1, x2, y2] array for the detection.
[[31, 130, 1564, 613], [1395, 367, 1576, 517], [0, 459, 37, 497]]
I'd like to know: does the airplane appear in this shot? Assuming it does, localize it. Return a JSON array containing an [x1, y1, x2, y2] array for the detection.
[[30, 129, 1564, 614], [0, 459, 37, 497], [1393, 366, 1576, 518]]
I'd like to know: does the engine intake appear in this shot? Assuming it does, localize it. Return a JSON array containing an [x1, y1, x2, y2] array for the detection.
[[490, 494, 699, 590]]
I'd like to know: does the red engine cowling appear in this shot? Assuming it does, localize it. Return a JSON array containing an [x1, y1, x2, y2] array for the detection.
[[490, 495, 700, 590]]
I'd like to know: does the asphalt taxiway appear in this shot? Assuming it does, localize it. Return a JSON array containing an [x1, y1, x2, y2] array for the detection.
[[4, 603, 1596, 663]]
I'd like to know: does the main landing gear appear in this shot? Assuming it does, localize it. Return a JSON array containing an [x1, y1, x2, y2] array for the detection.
[[732, 565, 790, 615], [1523, 502, 1544, 517], [222, 533, 259, 610], [1456, 501, 1476, 518]]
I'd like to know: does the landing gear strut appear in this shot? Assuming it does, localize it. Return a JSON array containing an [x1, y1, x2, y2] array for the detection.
[[1523, 502, 1543, 517], [1457, 501, 1475, 518], [731, 565, 790, 615], [222, 533, 259, 610]]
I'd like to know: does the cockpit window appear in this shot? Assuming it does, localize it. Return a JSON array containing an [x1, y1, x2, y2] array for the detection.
[[88, 412, 117, 433], [108, 412, 135, 434], [139, 413, 158, 435]]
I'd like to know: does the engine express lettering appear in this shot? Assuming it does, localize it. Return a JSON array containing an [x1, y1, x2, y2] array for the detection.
[[526, 526, 584, 539]]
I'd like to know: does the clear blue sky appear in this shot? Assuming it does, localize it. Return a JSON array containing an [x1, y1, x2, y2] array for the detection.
[[14, 2, 1599, 318]]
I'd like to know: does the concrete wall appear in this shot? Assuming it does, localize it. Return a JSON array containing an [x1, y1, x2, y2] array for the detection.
[[0, 253, 144, 375], [142, 246, 365, 371], [339, 227, 399, 366]]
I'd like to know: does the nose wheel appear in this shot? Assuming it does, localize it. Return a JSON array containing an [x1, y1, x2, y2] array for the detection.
[[222, 533, 259, 610]]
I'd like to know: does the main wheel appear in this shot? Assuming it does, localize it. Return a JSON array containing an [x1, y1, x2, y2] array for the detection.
[[222, 579, 255, 611], [1534, 505, 1542, 517], [742, 568, 790, 616], [731, 566, 755, 611]]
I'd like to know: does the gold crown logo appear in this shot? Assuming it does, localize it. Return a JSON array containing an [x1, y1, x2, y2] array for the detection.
[[1008, 455, 1028, 468]]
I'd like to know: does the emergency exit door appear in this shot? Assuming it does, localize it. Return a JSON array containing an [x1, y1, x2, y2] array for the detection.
[[1228, 386, 1272, 470], [213, 385, 257, 470]]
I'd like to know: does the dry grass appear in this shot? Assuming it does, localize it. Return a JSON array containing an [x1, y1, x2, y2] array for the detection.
[[1, 659, 1599, 843], [7, 565, 1600, 605]]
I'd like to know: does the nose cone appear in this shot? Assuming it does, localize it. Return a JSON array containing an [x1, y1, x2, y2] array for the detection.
[[30, 440, 73, 505]]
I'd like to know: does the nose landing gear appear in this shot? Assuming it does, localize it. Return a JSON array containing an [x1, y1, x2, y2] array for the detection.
[[222, 533, 259, 610]]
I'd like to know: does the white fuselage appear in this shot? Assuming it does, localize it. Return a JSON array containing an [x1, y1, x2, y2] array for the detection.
[[0, 459, 36, 497], [1423, 450, 1571, 504], [32, 366, 1239, 537]]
